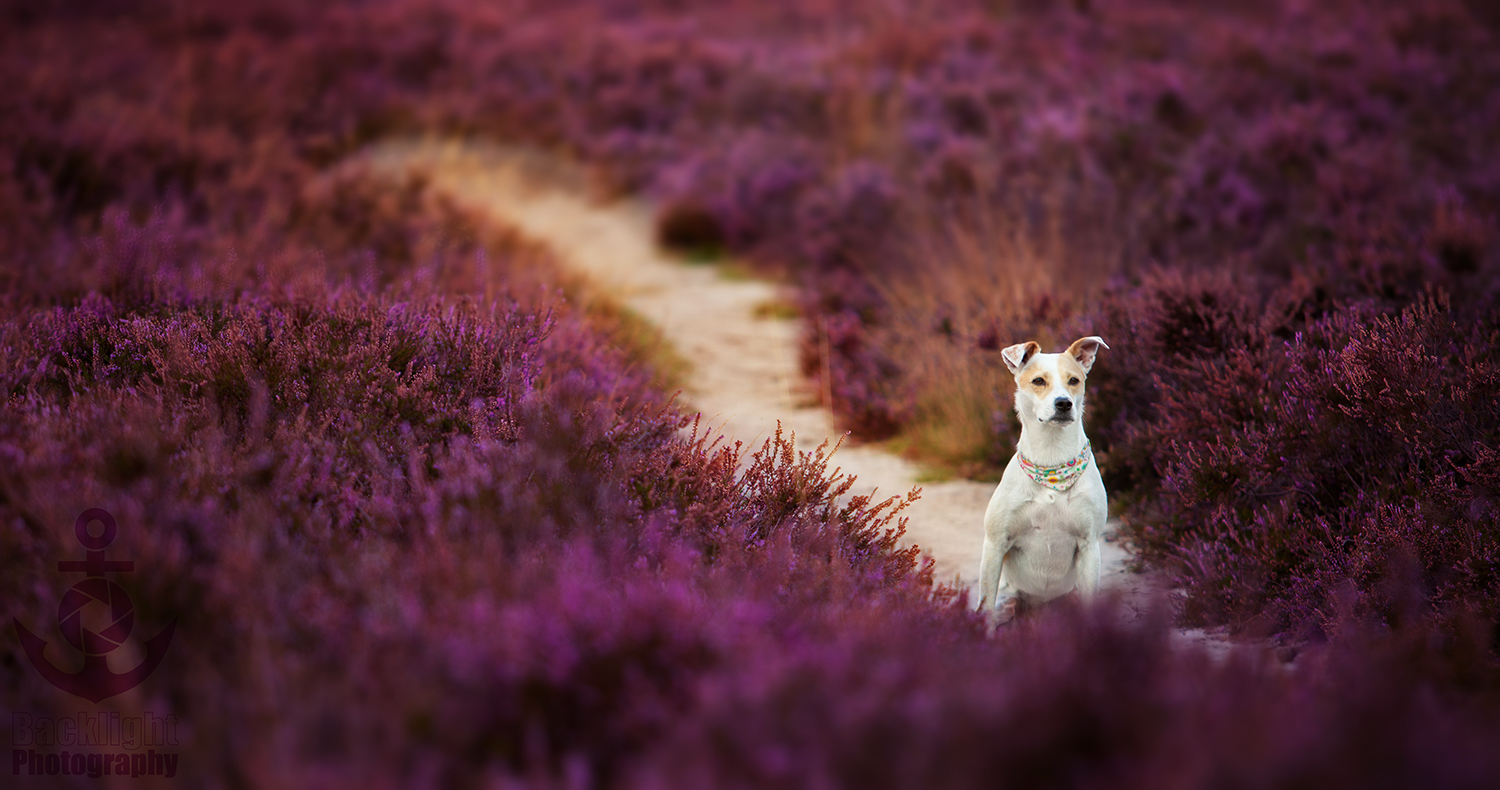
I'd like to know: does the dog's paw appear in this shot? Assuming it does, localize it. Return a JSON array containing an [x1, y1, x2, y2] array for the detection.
[[984, 597, 1019, 631]]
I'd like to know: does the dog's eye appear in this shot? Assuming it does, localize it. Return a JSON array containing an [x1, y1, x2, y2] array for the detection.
[[1031, 377, 1045, 386], [1069, 377, 1080, 386]]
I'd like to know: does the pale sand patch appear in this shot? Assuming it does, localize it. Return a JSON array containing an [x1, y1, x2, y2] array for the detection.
[[350, 138, 1192, 636]]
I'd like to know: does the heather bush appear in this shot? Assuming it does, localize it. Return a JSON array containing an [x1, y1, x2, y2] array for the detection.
[[635, 603, 1500, 790], [1116, 290, 1500, 635], [0, 243, 931, 784]]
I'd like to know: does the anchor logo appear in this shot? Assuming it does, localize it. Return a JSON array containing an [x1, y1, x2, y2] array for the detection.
[[13, 508, 176, 703]]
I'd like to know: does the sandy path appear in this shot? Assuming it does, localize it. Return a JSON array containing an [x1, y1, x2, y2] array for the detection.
[[352, 138, 1167, 619]]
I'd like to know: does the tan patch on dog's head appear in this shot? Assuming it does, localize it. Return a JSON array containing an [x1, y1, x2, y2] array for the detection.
[[1057, 353, 1087, 393], [1020, 366, 1052, 396], [1017, 355, 1084, 395]]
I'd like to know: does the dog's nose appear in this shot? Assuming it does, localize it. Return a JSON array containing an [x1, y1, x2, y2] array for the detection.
[[1054, 398, 1072, 413]]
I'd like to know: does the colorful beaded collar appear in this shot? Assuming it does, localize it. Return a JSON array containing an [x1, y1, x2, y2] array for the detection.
[[1017, 441, 1093, 492]]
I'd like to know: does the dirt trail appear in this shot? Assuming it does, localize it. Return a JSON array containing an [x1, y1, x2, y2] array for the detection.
[[353, 138, 1178, 627]]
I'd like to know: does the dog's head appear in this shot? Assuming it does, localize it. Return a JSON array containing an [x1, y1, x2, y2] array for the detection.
[[1000, 336, 1109, 426]]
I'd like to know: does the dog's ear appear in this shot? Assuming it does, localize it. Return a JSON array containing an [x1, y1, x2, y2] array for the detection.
[[1067, 336, 1109, 373], [1001, 341, 1041, 374]]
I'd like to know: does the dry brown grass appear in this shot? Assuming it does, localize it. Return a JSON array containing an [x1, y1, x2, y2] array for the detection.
[[878, 198, 1121, 478]]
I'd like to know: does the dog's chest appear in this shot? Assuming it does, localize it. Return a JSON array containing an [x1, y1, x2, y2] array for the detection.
[[1013, 488, 1092, 539]]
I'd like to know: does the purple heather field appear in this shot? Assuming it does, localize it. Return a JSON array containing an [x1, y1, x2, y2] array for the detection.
[[3, 0, 1500, 786]]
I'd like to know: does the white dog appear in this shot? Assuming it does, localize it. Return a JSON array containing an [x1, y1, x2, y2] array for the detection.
[[978, 336, 1110, 624]]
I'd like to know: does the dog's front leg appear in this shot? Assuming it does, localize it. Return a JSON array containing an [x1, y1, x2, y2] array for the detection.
[[1074, 536, 1102, 599], [977, 533, 1017, 625]]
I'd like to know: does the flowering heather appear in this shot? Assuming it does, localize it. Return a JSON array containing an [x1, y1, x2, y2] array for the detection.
[[3, 0, 1500, 784], [1102, 286, 1500, 636], [0, 211, 932, 783]]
